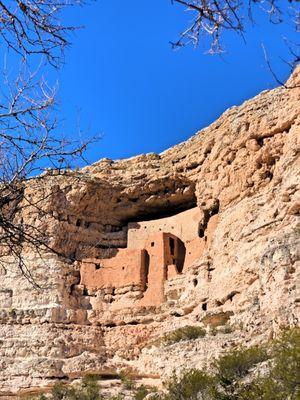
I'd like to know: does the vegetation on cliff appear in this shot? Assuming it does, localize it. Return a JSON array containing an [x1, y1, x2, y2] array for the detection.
[[34, 327, 299, 400]]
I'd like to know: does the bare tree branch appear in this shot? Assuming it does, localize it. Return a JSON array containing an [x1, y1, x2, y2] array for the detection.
[[0, 1, 99, 285], [172, 0, 299, 64]]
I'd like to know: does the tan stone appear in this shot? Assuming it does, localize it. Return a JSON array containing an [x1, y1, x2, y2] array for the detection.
[[0, 67, 299, 395]]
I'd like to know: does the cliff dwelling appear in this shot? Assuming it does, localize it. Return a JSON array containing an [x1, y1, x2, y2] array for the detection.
[[80, 206, 218, 307]]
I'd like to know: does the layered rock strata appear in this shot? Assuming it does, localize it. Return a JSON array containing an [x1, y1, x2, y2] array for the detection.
[[0, 69, 299, 396]]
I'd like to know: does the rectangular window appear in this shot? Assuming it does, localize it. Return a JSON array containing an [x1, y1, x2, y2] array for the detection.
[[169, 238, 175, 256]]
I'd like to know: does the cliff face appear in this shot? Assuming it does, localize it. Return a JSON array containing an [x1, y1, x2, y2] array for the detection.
[[0, 69, 299, 396]]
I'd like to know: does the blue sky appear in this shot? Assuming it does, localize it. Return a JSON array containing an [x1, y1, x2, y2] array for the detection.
[[32, 1, 300, 164]]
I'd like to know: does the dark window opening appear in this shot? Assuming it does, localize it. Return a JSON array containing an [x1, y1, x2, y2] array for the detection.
[[175, 238, 186, 274], [202, 302, 207, 311], [143, 251, 150, 290], [169, 238, 175, 256], [95, 263, 101, 270], [151, 242, 155, 247], [193, 279, 198, 287], [198, 227, 205, 238]]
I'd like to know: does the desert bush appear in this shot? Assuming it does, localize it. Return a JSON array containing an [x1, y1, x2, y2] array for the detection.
[[219, 324, 234, 334], [214, 345, 268, 386], [51, 382, 74, 400], [133, 385, 149, 400], [162, 326, 206, 345], [239, 327, 300, 400], [119, 370, 135, 390], [36, 328, 299, 400], [270, 327, 300, 397], [50, 375, 101, 400], [163, 369, 222, 400]]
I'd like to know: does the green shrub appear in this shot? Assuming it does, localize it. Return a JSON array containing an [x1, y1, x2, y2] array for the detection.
[[134, 385, 149, 400], [51, 375, 101, 400], [36, 328, 300, 400], [80, 375, 101, 400], [239, 327, 300, 400], [51, 382, 75, 400], [162, 326, 206, 345], [214, 345, 268, 386], [119, 370, 135, 390], [270, 327, 300, 397], [219, 324, 234, 334], [163, 369, 222, 400], [238, 375, 286, 400]]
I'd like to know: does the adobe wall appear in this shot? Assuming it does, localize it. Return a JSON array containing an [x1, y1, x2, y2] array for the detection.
[[80, 249, 147, 291], [127, 207, 201, 249], [138, 232, 184, 306], [78, 208, 220, 307]]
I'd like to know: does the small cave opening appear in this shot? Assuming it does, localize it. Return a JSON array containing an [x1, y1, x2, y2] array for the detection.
[[202, 302, 208, 311], [122, 181, 197, 224], [69, 283, 77, 295], [226, 291, 239, 302], [173, 312, 182, 317], [264, 171, 273, 181], [193, 278, 198, 287], [257, 137, 264, 146], [209, 199, 220, 218], [105, 323, 117, 328], [127, 320, 139, 325], [198, 199, 220, 238]]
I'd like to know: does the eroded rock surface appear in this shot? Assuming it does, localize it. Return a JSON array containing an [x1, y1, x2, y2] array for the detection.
[[0, 68, 299, 396]]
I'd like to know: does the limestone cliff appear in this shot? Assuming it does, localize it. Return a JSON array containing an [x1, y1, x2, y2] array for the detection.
[[0, 68, 299, 397]]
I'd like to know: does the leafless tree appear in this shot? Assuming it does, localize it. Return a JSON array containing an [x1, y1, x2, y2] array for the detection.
[[0, 0, 97, 284], [171, 0, 299, 79]]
